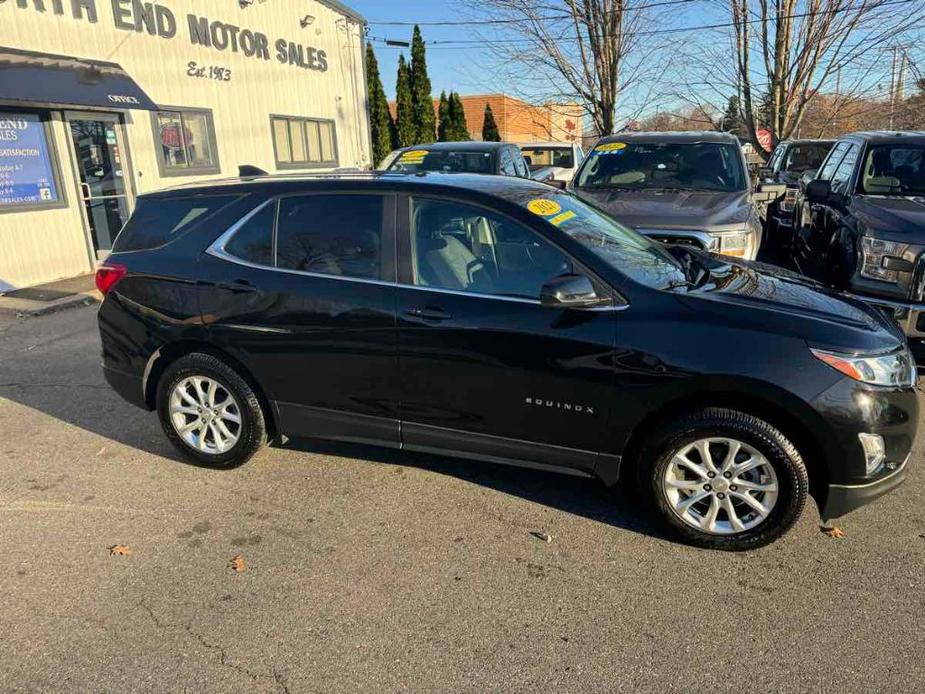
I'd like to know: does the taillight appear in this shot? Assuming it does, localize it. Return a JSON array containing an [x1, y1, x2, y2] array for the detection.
[[95, 263, 127, 295]]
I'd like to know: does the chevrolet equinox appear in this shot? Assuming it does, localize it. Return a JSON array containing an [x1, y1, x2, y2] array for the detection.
[[97, 172, 918, 550]]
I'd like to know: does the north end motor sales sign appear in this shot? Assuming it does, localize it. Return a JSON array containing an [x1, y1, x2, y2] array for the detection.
[[7, 0, 330, 73]]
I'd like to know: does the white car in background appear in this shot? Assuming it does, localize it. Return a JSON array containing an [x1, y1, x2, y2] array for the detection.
[[519, 142, 585, 183]]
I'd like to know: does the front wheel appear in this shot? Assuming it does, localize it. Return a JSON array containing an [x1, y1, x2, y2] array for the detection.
[[156, 352, 267, 468], [641, 408, 809, 550]]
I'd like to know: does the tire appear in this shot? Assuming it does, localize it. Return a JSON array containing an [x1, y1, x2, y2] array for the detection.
[[156, 352, 267, 468], [639, 408, 808, 551]]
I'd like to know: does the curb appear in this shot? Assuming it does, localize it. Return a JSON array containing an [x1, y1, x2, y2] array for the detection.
[[0, 292, 101, 318]]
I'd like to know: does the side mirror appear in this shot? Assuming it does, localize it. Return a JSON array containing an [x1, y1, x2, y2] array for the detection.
[[540, 274, 607, 308], [799, 170, 818, 190], [545, 178, 566, 190], [758, 167, 774, 179], [805, 179, 832, 203]]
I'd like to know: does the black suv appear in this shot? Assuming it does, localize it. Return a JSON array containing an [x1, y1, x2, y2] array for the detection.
[[98, 171, 917, 550], [792, 132, 925, 359]]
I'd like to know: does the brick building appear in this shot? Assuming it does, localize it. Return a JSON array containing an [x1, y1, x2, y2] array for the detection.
[[390, 93, 583, 143]]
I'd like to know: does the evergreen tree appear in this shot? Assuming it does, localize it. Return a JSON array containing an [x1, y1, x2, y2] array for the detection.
[[481, 103, 500, 141], [365, 43, 394, 166], [446, 92, 470, 141], [395, 54, 416, 147], [410, 25, 436, 143], [437, 91, 451, 142], [721, 95, 744, 139]]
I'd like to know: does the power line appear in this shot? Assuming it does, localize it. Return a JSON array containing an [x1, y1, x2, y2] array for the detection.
[[370, 0, 918, 49], [366, 0, 697, 27]]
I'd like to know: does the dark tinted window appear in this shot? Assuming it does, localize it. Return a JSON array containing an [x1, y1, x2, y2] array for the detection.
[[410, 198, 572, 299], [224, 202, 274, 266], [816, 142, 849, 181], [830, 144, 860, 194], [276, 195, 382, 279], [113, 195, 239, 252], [500, 149, 517, 176], [576, 141, 747, 192]]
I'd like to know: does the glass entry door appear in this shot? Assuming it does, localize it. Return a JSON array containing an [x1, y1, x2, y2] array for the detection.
[[66, 112, 133, 258]]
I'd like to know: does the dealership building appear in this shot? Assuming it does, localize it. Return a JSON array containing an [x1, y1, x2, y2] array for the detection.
[[0, 0, 370, 290]]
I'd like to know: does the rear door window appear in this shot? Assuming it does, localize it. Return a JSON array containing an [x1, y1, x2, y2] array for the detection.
[[276, 195, 383, 279], [113, 195, 240, 252], [223, 202, 275, 266]]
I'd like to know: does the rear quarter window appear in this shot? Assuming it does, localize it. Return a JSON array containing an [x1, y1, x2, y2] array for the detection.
[[112, 194, 241, 252]]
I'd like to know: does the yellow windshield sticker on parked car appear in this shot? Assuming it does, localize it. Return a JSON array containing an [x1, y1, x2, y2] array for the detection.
[[399, 150, 428, 163], [527, 199, 562, 216], [548, 210, 577, 227], [595, 142, 627, 153]]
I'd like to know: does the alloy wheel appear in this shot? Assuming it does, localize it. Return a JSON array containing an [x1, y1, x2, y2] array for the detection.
[[168, 376, 242, 454], [662, 437, 779, 535]]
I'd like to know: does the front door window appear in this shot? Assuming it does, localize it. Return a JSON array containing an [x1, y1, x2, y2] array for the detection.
[[67, 115, 132, 257]]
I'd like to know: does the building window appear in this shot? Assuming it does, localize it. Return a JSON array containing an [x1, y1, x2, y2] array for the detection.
[[151, 107, 220, 176], [0, 110, 66, 213], [271, 115, 338, 169]]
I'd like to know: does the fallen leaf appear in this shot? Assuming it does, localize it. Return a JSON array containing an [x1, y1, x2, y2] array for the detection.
[[230, 554, 246, 573], [109, 544, 132, 556], [530, 531, 553, 543], [820, 526, 846, 539]]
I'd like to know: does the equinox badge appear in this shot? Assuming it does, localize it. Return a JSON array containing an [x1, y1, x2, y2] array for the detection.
[[525, 397, 595, 415]]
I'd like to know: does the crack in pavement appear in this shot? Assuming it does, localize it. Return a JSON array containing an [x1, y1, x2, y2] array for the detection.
[[137, 601, 287, 692]]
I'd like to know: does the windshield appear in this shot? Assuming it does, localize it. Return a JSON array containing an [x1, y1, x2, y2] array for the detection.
[[387, 148, 494, 174], [576, 141, 747, 192], [784, 143, 832, 172], [521, 146, 575, 170], [509, 191, 690, 290], [860, 145, 925, 196]]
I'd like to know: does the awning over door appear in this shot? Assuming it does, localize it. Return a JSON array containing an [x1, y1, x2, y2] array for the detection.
[[0, 47, 158, 111]]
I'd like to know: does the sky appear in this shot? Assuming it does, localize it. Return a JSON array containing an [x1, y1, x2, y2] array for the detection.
[[346, 0, 497, 101]]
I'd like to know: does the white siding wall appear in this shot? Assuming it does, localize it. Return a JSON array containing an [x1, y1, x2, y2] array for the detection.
[[0, 0, 369, 289]]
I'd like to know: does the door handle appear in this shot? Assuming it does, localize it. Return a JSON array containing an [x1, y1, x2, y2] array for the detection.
[[80, 182, 92, 201], [216, 279, 258, 293], [404, 307, 452, 321]]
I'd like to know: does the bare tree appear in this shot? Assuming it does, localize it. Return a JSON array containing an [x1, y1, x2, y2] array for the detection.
[[677, 0, 925, 158], [467, 0, 670, 137]]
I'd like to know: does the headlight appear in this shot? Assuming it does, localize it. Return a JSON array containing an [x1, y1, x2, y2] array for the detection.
[[811, 347, 917, 387], [860, 237, 907, 283], [713, 228, 757, 259]]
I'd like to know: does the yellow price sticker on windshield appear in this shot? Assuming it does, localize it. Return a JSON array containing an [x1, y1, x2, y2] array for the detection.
[[595, 142, 627, 153], [400, 150, 428, 162], [527, 199, 562, 216]]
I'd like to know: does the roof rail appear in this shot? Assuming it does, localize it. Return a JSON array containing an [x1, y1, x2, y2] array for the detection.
[[238, 165, 268, 177]]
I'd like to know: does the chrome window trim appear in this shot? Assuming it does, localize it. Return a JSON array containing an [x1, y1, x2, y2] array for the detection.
[[207, 200, 628, 311]]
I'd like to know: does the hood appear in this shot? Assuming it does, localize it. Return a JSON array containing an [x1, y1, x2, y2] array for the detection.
[[854, 195, 925, 239], [678, 252, 905, 354], [572, 188, 750, 231]]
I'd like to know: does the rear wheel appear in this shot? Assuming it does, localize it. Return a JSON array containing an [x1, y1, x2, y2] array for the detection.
[[641, 408, 808, 550], [157, 353, 266, 468]]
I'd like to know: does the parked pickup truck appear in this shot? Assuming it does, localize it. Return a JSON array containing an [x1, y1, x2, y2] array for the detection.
[[571, 132, 762, 260], [752, 139, 834, 253], [792, 131, 925, 359]]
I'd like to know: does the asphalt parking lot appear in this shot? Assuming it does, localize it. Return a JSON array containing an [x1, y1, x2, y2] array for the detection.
[[1, 305, 924, 692]]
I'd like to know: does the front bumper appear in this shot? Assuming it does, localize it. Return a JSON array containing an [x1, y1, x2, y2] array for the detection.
[[821, 453, 911, 520]]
